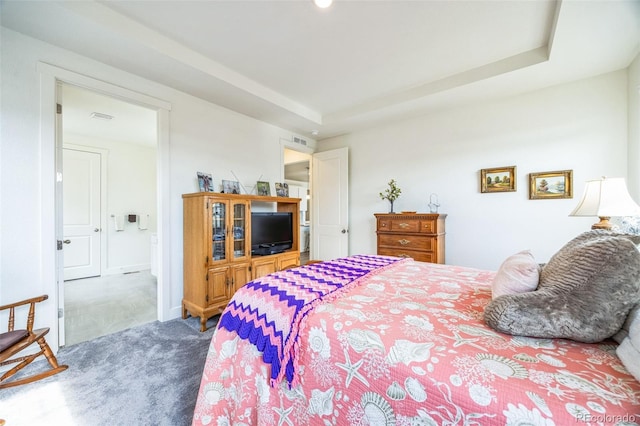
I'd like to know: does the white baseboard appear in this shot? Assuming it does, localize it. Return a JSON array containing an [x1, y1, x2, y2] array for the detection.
[[166, 305, 183, 322]]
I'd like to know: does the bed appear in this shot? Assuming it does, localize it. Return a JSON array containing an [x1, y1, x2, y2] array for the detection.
[[192, 254, 640, 425]]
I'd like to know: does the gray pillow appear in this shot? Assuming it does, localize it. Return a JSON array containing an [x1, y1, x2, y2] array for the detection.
[[484, 231, 640, 343], [613, 304, 640, 343]]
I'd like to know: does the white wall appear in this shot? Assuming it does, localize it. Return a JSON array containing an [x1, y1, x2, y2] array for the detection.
[[319, 71, 631, 270], [284, 149, 312, 165], [64, 136, 157, 274], [1, 25, 635, 343], [0, 28, 298, 340]]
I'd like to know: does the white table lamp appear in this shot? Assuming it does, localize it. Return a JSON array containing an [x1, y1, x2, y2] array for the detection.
[[570, 177, 640, 230]]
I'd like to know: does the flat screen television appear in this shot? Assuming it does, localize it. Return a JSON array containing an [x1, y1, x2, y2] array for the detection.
[[251, 212, 293, 256]]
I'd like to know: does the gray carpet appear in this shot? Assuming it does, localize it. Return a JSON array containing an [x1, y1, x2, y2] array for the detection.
[[0, 316, 219, 426]]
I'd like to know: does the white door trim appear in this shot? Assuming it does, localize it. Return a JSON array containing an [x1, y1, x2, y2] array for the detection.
[[63, 144, 109, 279], [55, 81, 65, 346], [38, 63, 172, 352], [38, 63, 172, 111]]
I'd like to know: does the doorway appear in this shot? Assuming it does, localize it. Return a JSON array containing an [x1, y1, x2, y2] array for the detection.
[[60, 83, 158, 346], [284, 148, 311, 262]]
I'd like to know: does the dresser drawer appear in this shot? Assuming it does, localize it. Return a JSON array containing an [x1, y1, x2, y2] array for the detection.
[[389, 219, 420, 233], [379, 234, 434, 251], [378, 248, 435, 263], [419, 219, 436, 233], [378, 218, 437, 234], [377, 219, 392, 231]]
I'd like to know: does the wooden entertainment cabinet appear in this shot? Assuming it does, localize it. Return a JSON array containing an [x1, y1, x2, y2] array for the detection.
[[182, 192, 300, 331]]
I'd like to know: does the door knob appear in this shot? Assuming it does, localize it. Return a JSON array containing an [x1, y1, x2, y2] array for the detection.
[[63, 239, 71, 244], [94, 228, 100, 232], [341, 229, 348, 234]]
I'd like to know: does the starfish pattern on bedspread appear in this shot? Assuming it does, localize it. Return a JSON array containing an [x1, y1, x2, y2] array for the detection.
[[217, 254, 404, 385]]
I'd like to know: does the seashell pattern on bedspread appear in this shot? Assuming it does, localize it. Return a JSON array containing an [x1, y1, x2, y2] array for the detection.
[[193, 259, 640, 425], [217, 255, 404, 386]]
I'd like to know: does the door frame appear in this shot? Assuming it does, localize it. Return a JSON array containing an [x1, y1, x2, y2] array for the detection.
[[280, 139, 314, 256], [63, 144, 109, 280], [38, 62, 172, 352]]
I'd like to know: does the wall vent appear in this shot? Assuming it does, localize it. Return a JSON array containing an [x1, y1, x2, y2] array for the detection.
[[293, 136, 308, 146], [90, 111, 114, 120]]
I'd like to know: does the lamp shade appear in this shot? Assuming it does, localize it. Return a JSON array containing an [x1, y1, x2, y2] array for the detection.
[[570, 177, 640, 229]]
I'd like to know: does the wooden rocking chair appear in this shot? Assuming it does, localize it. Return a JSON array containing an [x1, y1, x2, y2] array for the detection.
[[0, 295, 68, 389]]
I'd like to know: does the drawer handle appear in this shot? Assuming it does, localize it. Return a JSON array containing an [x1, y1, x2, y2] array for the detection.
[[398, 254, 411, 258], [398, 239, 410, 246], [398, 223, 409, 228]]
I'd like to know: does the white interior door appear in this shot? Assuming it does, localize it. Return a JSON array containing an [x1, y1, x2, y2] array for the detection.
[[63, 148, 101, 280], [311, 147, 349, 260]]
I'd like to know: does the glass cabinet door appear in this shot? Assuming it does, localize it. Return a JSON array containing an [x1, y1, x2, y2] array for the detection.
[[231, 201, 248, 260], [211, 201, 227, 262]]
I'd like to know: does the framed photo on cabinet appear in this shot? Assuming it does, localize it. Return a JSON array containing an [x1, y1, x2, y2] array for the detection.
[[222, 179, 241, 194], [480, 166, 516, 193], [256, 181, 271, 196], [197, 172, 213, 192], [275, 182, 289, 197], [529, 170, 573, 200]]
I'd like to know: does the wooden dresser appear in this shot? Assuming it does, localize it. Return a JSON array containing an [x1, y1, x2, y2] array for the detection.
[[374, 213, 446, 264]]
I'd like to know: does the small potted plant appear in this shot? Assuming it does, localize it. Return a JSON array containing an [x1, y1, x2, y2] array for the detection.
[[379, 179, 401, 213]]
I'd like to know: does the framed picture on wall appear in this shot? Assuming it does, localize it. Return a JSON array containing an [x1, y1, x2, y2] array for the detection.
[[256, 181, 271, 196], [480, 166, 517, 193], [529, 170, 573, 199]]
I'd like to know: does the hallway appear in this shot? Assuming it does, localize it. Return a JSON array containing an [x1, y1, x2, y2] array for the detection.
[[64, 270, 157, 346]]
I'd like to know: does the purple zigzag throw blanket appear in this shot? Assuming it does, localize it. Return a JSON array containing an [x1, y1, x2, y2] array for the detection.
[[217, 254, 405, 386]]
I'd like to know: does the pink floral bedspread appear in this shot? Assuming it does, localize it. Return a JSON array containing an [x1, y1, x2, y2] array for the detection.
[[193, 260, 640, 425]]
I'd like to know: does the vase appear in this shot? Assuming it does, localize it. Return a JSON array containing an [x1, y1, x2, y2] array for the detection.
[[389, 200, 394, 213]]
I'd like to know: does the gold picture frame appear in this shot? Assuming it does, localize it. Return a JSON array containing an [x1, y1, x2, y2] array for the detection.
[[480, 166, 516, 193], [529, 170, 573, 200]]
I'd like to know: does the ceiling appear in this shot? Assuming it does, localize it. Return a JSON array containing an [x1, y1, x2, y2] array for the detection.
[[62, 84, 157, 147], [2, 0, 639, 141]]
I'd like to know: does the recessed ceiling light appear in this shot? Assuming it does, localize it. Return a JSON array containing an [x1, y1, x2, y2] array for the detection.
[[313, 0, 332, 9], [90, 112, 114, 120], [311, 130, 319, 136]]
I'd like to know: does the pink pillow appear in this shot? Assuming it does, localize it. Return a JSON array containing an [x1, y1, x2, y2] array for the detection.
[[491, 250, 540, 299]]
